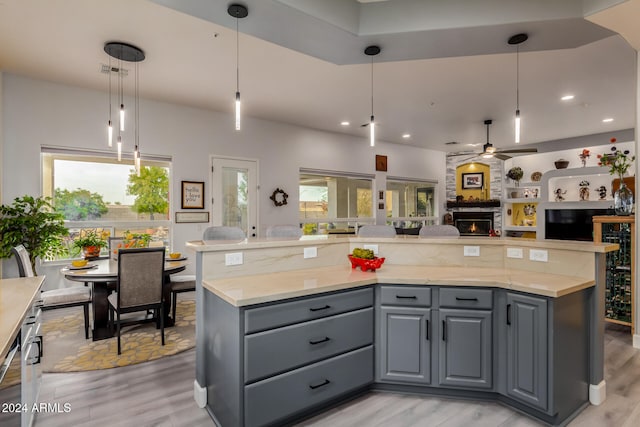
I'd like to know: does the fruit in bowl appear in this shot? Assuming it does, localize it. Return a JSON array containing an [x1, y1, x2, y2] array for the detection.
[[169, 252, 181, 259], [348, 248, 385, 271], [71, 259, 88, 268]]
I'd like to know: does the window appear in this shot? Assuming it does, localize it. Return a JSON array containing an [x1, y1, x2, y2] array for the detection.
[[299, 169, 374, 234], [41, 147, 172, 260], [386, 178, 437, 229]]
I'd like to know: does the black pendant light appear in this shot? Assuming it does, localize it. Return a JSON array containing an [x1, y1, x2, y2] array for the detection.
[[365, 45, 380, 147], [104, 42, 145, 171], [228, 4, 248, 131], [508, 33, 527, 144]]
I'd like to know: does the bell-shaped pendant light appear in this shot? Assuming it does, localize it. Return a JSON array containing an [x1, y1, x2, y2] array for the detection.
[[228, 4, 248, 131], [365, 45, 381, 147], [508, 33, 527, 144]]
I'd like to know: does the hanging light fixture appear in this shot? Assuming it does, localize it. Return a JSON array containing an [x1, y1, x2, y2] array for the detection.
[[228, 4, 248, 131], [365, 45, 381, 147], [508, 33, 527, 144], [104, 42, 145, 167]]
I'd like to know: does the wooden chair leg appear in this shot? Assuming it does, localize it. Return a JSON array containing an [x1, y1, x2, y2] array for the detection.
[[160, 305, 165, 346], [83, 303, 89, 339]]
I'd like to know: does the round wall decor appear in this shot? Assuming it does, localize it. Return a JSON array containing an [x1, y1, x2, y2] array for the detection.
[[270, 188, 288, 206]]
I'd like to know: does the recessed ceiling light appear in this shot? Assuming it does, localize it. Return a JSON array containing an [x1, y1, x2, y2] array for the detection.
[[402, 133, 411, 139], [340, 121, 350, 126], [561, 95, 575, 101], [602, 118, 614, 123]]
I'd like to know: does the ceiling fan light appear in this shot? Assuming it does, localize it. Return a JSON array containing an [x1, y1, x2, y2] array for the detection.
[[482, 153, 494, 159]]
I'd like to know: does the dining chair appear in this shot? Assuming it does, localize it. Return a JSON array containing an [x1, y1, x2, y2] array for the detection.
[[12, 245, 92, 339], [419, 224, 461, 238], [357, 225, 397, 237], [265, 224, 302, 238], [107, 247, 166, 355], [202, 226, 246, 240]]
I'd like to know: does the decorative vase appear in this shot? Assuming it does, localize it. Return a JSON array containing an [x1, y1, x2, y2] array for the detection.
[[82, 245, 101, 259], [614, 182, 634, 216]]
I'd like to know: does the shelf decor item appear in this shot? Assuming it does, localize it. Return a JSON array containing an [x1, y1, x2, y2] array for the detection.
[[530, 171, 542, 182], [579, 180, 590, 201], [578, 149, 590, 167], [554, 159, 569, 169], [598, 137, 635, 215], [506, 166, 523, 186]]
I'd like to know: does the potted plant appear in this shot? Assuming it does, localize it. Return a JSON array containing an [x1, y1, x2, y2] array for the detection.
[[73, 230, 108, 259], [0, 195, 69, 275]]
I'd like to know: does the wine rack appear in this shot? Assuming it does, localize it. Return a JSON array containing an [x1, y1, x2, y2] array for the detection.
[[593, 216, 635, 332]]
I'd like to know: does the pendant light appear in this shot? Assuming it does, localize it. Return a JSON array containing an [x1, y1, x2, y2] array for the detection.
[[508, 33, 527, 144], [104, 42, 145, 166], [365, 45, 380, 147], [228, 4, 248, 131]]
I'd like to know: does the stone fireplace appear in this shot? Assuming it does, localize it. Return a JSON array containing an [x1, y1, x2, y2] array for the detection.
[[453, 211, 494, 236]]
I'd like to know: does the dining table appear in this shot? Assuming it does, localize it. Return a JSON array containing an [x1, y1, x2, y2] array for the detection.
[[61, 257, 188, 341]]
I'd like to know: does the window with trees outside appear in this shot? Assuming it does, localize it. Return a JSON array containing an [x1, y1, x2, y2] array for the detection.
[[386, 178, 437, 232], [299, 169, 374, 235], [41, 147, 172, 261]]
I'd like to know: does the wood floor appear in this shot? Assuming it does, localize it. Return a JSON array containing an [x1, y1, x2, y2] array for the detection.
[[29, 324, 639, 427]]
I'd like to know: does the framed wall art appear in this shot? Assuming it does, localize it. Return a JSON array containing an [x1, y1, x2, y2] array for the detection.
[[181, 181, 204, 209], [461, 173, 483, 189]]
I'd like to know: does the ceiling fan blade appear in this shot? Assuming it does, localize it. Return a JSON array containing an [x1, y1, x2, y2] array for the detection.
[[495, 153, 512, 160], [446, 151, 480, 157], [495, 148, 537, 154]]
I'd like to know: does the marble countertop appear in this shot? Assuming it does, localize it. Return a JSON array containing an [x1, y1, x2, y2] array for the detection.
[[0, 276, 45, 359], [203, 264, 595, 307]]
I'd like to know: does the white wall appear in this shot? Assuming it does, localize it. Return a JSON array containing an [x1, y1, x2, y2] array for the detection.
[[1, 73, 446, 285]]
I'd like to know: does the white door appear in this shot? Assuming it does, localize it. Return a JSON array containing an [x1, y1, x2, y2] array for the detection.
[[211, 157, 258, 237]]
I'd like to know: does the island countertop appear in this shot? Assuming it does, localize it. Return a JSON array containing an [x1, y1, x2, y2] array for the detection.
[[202, 264, 595, 307], [0, 276, 45, 359]]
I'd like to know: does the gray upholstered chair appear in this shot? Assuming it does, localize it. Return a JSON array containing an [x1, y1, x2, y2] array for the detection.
[[265, 225, 302, 239], [13, 245, 92, 339], [169, 274, 195, 321], [357, 225, 397, 237], [108, 247, 166, 355], [419, 224, 461, 238], [202, 226, 246, 240]]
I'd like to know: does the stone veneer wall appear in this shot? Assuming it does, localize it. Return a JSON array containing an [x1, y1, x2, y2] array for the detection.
[[445, 155, 504, 230]]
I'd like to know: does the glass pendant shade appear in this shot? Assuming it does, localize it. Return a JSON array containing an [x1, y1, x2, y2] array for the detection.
[[515, 109, 521, 143], [235, 92, 241, 131], [117, 136, 122, 162], [108, 120, 113, 147], [119, 104, 125, 131], [370, 116, 375, 147]]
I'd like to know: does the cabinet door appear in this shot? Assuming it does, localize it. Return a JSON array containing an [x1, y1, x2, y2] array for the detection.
[[506, 293, 548, 411], [379, 306, 431, 384], [438, 309, 492, 389]]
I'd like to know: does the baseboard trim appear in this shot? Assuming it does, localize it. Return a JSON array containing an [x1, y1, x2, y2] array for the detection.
[[194, 380, 207, 408], [633, 334, 640, 349], [589, 380, 606, 405]]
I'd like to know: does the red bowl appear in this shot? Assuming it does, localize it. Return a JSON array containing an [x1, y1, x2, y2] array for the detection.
[[348, 254, 385, 272]]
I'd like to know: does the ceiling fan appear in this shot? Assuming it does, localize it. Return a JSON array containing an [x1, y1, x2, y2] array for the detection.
[[448, 119, 537, 160]]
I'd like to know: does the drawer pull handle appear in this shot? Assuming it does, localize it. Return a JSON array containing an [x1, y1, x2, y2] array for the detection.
[[455, 297, 479, 301], [442, 320, 446, 341], [426, 319, 430, 341], [309, 337, 331, 345], [396, 295, 417, 299], [309, 305, 331, 312], [309, 379, 331, 390]]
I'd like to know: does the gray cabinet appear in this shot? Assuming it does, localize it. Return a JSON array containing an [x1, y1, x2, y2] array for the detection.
[[379, 306, 431, 384], [438, 308, 492, 389], [505, 292, 548, 411]]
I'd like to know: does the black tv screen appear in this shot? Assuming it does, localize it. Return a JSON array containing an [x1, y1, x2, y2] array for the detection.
[[545, 208, 611, 241]]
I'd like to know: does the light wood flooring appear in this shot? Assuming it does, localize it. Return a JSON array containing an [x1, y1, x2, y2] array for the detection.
[[28, 324, 639, 427]]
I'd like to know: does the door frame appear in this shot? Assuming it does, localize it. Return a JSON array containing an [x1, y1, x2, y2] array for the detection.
[[210, 155, 259, 237]]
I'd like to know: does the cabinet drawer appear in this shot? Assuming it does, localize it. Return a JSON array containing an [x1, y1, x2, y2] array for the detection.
[[245, 307, 373, 383], [244, 346, 373, 427], [380, 286, 431, 307], [244, 287, 373, 334], [439, 288, 492, 309]]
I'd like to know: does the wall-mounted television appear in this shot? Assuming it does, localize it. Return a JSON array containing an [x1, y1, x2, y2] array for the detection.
[[545, 208, 612, 241]]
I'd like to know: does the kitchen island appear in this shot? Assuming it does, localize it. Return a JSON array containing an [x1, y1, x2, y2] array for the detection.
[[187, 236, 615, 426]]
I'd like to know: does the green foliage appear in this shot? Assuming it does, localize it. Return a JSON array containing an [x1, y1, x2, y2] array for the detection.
[[0, 195, 69, 274], [54, 188, 108, 221], [598, 138, 636, 179], [126, 166, 169, 220], [351, 247, 375, 259], [72, 229, 108, 249]]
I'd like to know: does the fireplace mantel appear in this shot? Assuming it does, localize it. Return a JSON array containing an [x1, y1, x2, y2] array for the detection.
[[446, 200, 500, 208]]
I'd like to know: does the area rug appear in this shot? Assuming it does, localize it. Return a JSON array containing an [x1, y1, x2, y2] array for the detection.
[[41, 298, 195, 373]]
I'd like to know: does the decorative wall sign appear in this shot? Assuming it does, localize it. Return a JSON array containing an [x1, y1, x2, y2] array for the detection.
[[175, 211, 210, 223], [181, 181, 204, 209], [375, 155, 388, 172], [270, 188, 288, 206], [461, 172, 483, 189]]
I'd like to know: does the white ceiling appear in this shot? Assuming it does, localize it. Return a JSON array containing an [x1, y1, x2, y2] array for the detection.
[[0, 0, 636, 155]]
